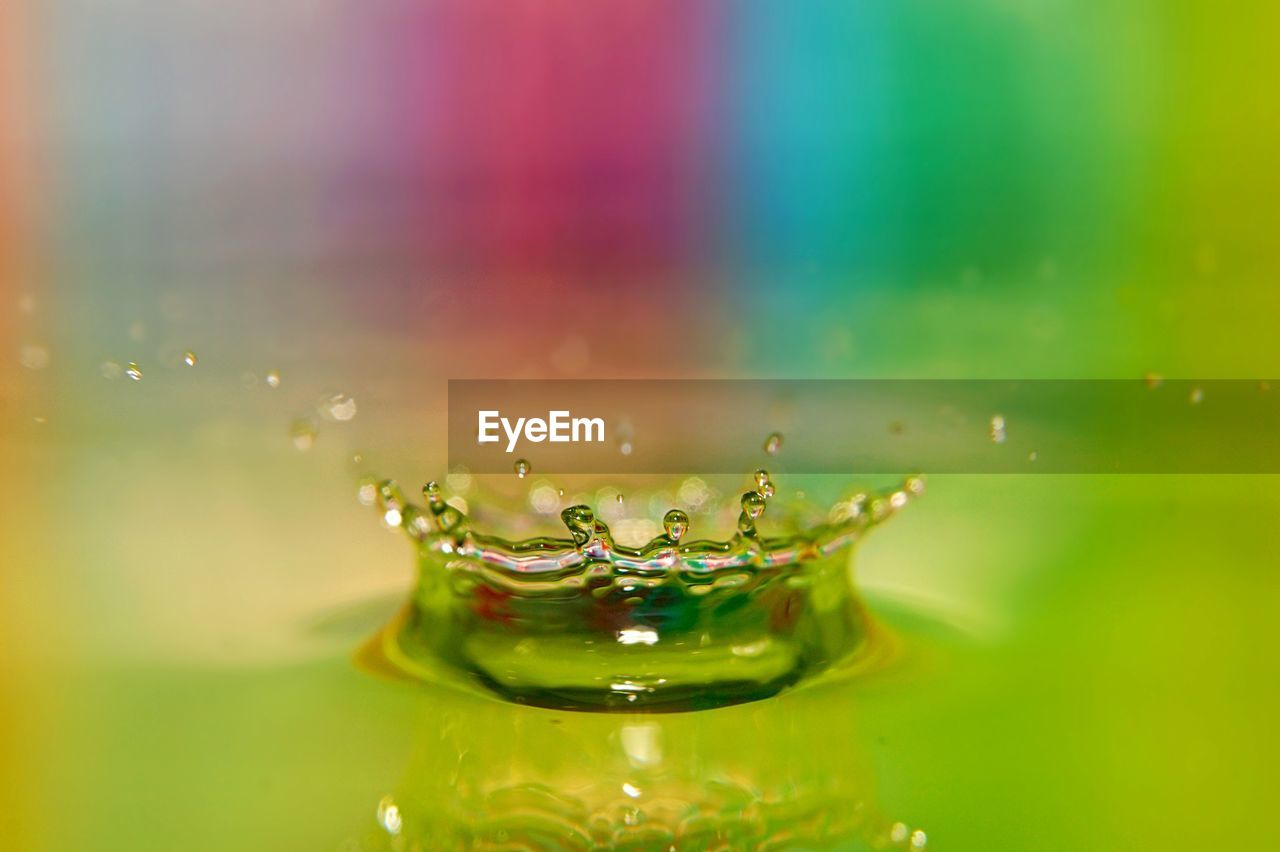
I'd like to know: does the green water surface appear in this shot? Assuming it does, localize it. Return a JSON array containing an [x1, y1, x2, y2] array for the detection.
[[33, 474, 1280, 850]]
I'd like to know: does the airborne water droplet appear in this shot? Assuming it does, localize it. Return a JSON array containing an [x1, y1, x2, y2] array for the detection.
[[183, 351, 198, 367], [662, 509, 689, 542], [265, 370, 281, 389], [763, 432, 783, 455], [377, 795, 402, 837], [125, 362, 143, 381], [989, 414, 1007, 444], [514, 458, 531, 479], [1189, 387, 1204, 405]]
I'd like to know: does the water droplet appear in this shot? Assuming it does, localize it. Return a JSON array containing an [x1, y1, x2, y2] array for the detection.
[[619, 440, 633, 456], [99, 361, 122, 380], [265, 370, 281, 388], [753, 468, 776, 498], [18, 344, 48, 370], [561, 505, 596, 545], [662, 509, 689, 542], [1028, 451, 1038, 462], [125, 362, 143, 381], [890, 822, 909, 844], [421, 481, 462, 532], [514, 458, 531, 479], [989, 414, 1007, 444], [870, 497, 890, 521], [616, 493, 624, 505], [360, 466, 925, 623], [377, 795, 402, 836], [1189, 387, 1204, 405], [183, 351, 197, 367], [290, 419, 316, 451], [1143, 372, 1163, 389], [376, 480, 404, 510], [911, 828, 928, 848], [438, 500, 467, 534], [763, 432, 783, 455], [323, 392, 357, 421]]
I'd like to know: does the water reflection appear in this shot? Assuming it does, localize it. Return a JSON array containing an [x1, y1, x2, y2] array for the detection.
[[355, 674, 926, 850]]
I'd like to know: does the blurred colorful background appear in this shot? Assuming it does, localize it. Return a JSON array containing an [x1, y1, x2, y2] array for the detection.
[[3, 1, 1280, 849]]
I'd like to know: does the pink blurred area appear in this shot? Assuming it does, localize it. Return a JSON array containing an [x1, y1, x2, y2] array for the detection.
[[395, 1, 719, 274], [24, 1, 729, 379]]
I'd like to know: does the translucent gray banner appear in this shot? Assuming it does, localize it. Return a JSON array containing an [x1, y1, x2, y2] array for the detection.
[[448, 379, 1279, 474]]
